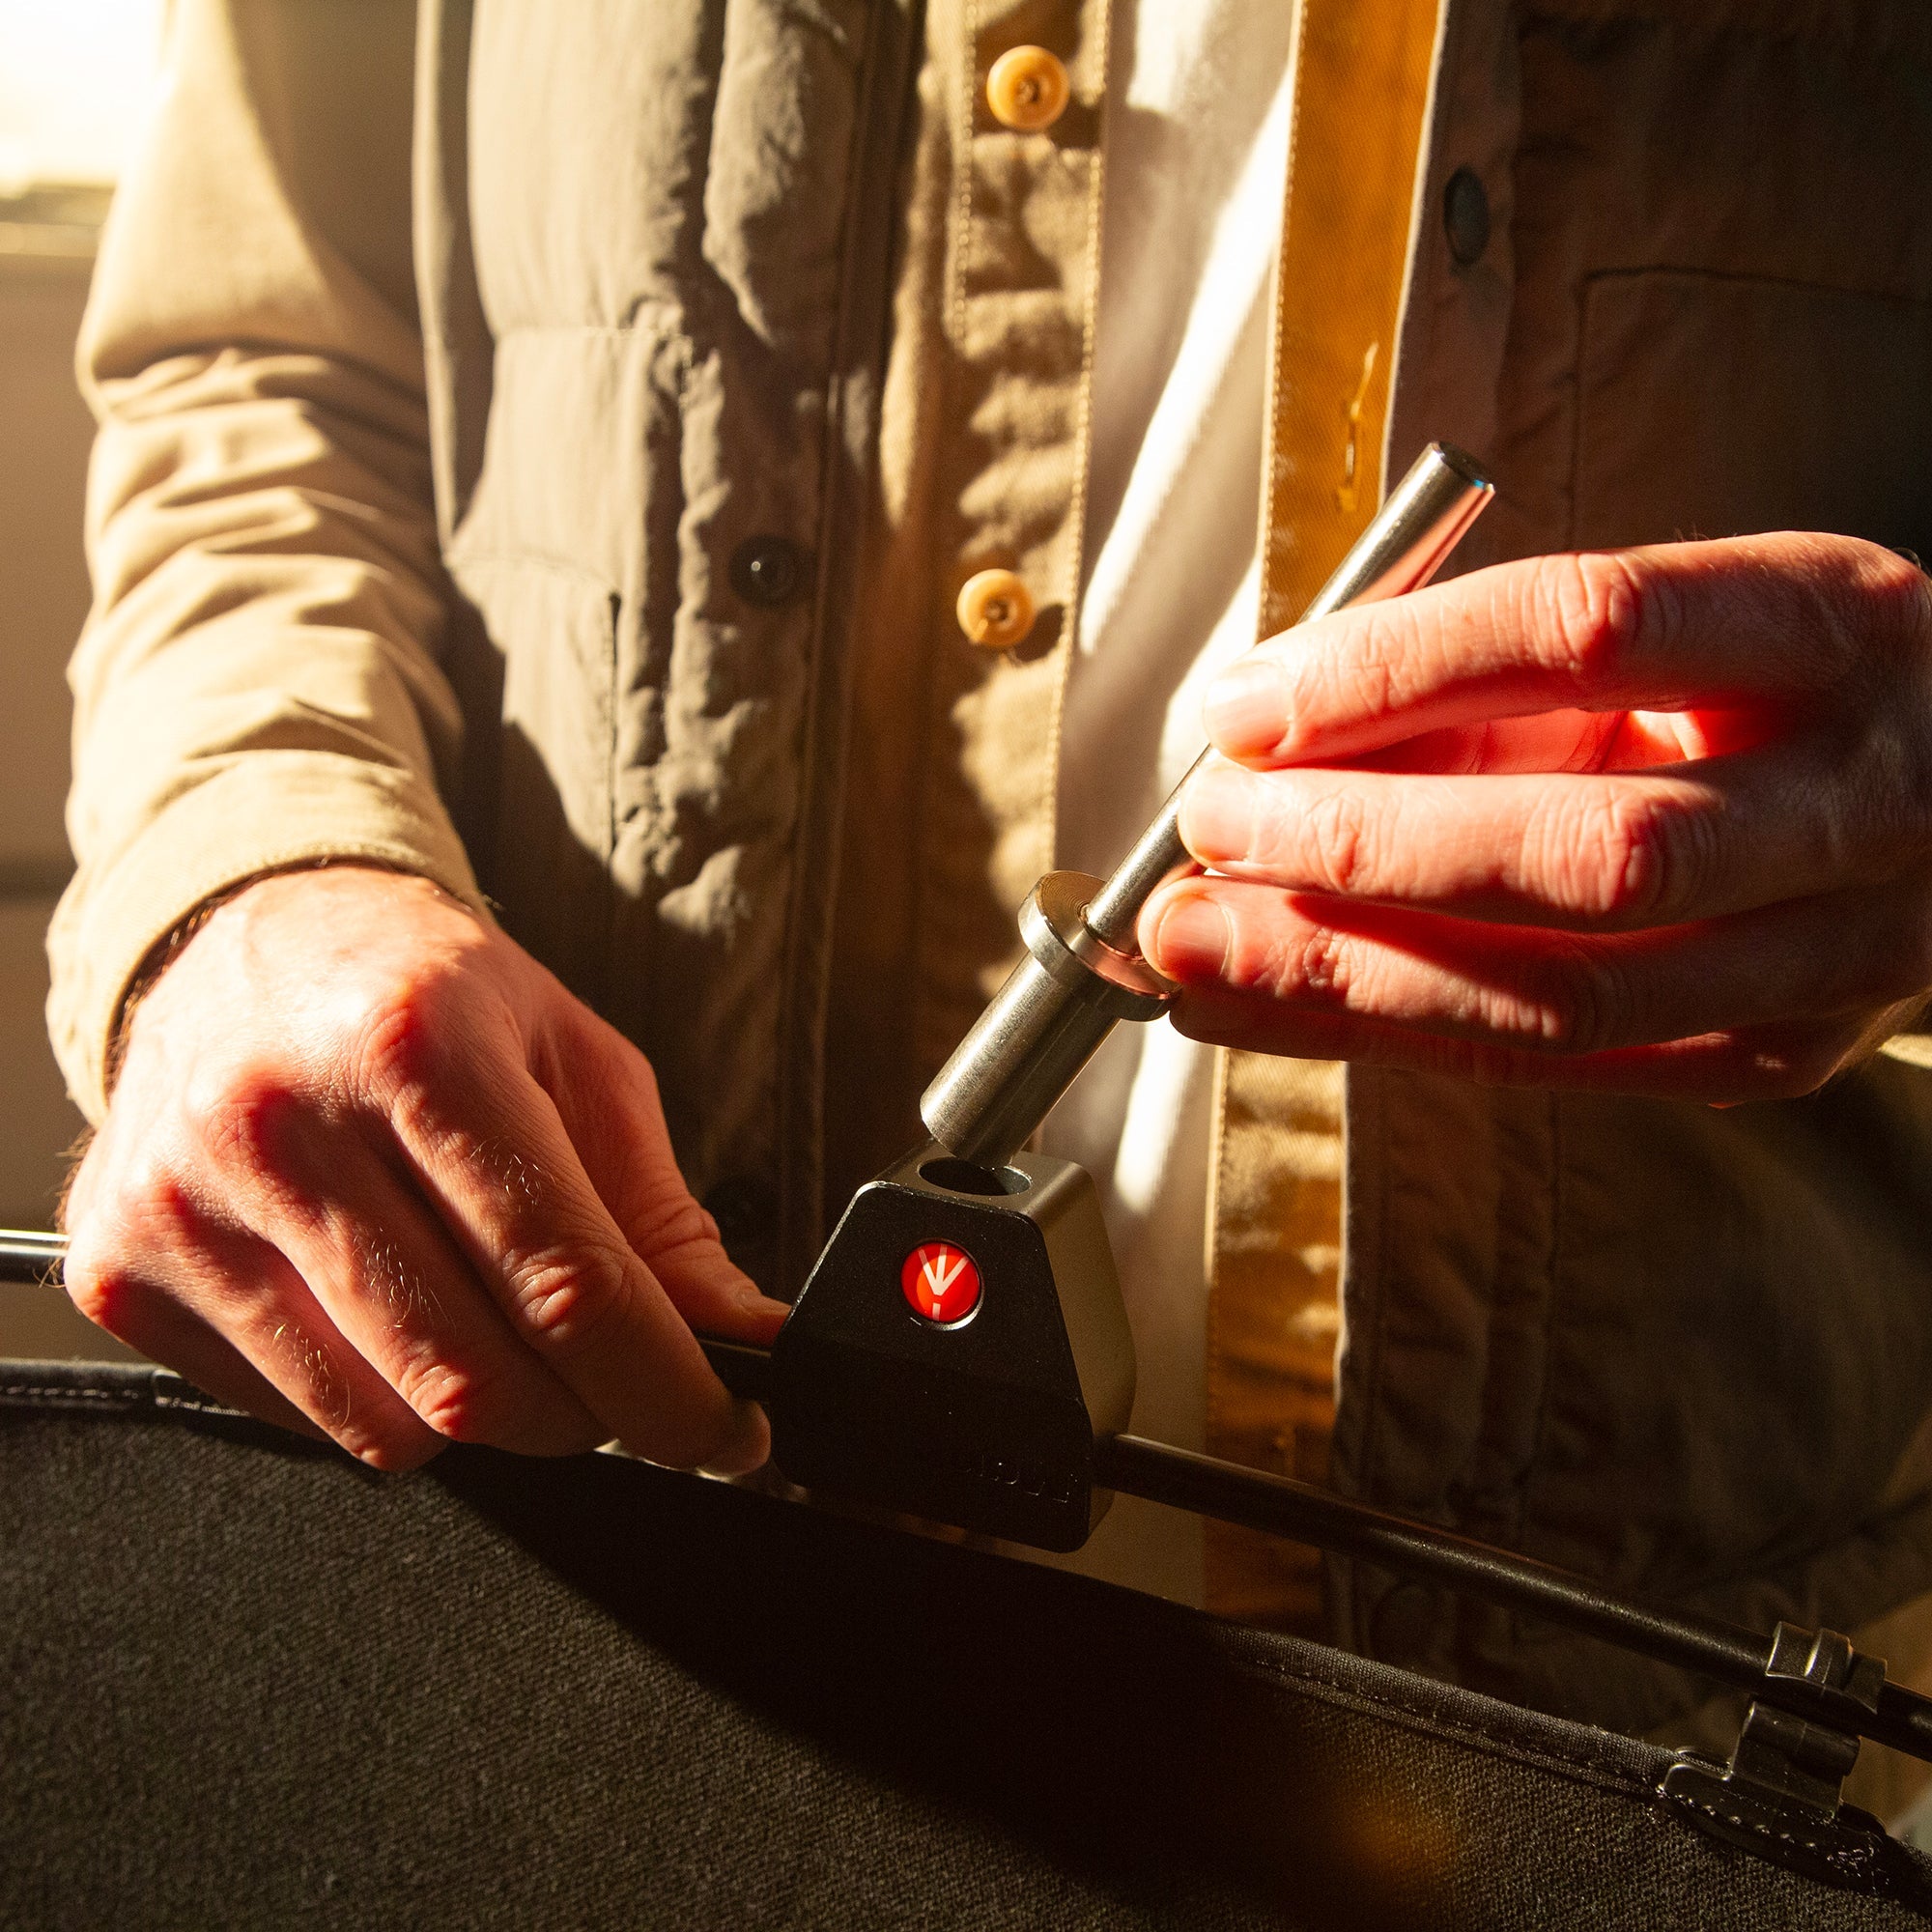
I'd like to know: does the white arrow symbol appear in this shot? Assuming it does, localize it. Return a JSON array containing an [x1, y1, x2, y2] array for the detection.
[[922, 1248, 967, 1309]]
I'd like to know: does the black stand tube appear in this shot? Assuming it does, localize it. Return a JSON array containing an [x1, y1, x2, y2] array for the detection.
[[1093, 1433, 1932, 1764]]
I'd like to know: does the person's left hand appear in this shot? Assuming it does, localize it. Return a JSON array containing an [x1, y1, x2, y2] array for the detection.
[[1139, 533, 1932, 1102]]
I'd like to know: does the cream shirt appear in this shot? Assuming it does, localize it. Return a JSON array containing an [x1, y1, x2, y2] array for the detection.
[[1040, 2, 1298, 1606]]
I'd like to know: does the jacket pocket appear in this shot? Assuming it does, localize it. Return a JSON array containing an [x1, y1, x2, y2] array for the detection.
[[1571, 269, 1932, 556], [448, 551, 619, 1002]]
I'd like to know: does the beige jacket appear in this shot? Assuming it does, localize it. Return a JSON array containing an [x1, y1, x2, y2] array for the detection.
[[52, 0, 1932, 1740]]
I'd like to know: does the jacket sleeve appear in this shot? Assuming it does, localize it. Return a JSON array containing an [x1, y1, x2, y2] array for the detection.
[[47, 0, 488, 1123]]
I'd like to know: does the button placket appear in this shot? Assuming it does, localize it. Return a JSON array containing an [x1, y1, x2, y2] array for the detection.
[[900, 2, 1111, 1077]]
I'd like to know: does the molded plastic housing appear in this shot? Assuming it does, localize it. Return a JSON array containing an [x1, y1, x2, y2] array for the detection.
[[769, 1144, 1136, 1549]]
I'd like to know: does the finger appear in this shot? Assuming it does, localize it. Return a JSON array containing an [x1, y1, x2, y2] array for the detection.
[[1176, 745, 1901, 931], [65, 1251, 326, 1440], [65, 1207, 441, 1467], [247, 1124, 609, 1458], [1205, 535, 1929, 766], [1163, 992, 1871, 1105], [367, 1009, 766, 1473], [537, 1001, 788, 1347], [1142, 876, 1932, 1063]]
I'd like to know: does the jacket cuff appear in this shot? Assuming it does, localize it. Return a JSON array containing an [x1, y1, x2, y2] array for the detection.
[[46, 753, 487, 1124]]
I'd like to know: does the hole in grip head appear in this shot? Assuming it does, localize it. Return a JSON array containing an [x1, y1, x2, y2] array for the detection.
[[766, 1143, 1135, 1550], [920, 872, 1174, 1170]]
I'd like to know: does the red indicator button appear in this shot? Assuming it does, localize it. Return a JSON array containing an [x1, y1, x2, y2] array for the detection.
[[901, 1241, 982, 1325]]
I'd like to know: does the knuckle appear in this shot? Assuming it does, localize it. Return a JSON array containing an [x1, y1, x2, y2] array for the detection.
[[1520, 942, 1629, 1055], [1580, 787, 1711, 926], [1302, 784, 1376, 896], [1595, 796, 1671, 924], [394, 1359, 497, 1445], [1341, 622, 1403, 726], [1766, 535, 1930, 694], [1535, 550, 1655, 689], [506, 1240, 633, 1355], [622, 1190, 715, 1263], [1267, 919, 1357, 1006], [350, 974, 450, 1103], [122, 1155, 199, 1237], [62, 1176, 193, 1332], [1285, 629, 1398, 750], [1835, 537, 1932, 654], [181, 1064, 301, 1173], [62, 1241, 139, 1335]]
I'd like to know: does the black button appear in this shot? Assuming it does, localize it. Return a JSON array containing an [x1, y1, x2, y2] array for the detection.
[[729, 535, 805, 609], [1442, 166, 1491, 268]]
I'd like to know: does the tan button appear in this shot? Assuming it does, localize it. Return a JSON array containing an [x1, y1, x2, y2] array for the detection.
[[956, 568, 1037, 649], [986, 45, 1070, 132]]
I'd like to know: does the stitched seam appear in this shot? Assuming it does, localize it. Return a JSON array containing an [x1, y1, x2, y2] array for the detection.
[[952, 0, 977, 353], [1660, 1789, 1892, 1875], [1203, 1044, 1231, 1463], [1255, 0, 1310, 638], [0, 1382, 142, 1406], [1361, 1065, 1395, 1641], [1523, 1089, 1564, 1537], [1384, 0, 1461, 489], [1227, 1650, 1647, 1785], [775, 0, 905, 1283], [1041, 0, 1112, 872], [0, 1378, 236, 1414], [1497, 1089, 1565, 1650]]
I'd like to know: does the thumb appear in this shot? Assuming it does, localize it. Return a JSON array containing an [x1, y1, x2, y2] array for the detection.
[[539, 1002, 789, 1348]]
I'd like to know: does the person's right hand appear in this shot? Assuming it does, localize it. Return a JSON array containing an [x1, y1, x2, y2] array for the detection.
[[60, 865, 785, 1473]]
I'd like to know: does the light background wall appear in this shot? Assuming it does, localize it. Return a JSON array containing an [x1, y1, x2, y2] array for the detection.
[[0, 242, 135, 1356], [2, 0, 163, 1355]]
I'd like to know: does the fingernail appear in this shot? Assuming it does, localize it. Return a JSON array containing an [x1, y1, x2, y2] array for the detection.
[[1204, 660, 1286, 758], [738, 1286, 791, 1343], [1149, 896, 1231, 981], [1179, 763, 1254, 864], [698, 1398, 771, 1479]]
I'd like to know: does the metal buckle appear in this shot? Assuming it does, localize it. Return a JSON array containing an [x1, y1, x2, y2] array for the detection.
[[1662, 1623, 1904, 1889]]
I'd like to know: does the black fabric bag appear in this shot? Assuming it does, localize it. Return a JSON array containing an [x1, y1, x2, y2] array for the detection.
[[4, 1359, 1929, 1930]]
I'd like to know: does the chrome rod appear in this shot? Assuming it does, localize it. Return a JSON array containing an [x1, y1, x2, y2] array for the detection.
[[1083, 440, 1492, 948], [1, 1227, 65, 1280], [923, 441, 1494, 1165]]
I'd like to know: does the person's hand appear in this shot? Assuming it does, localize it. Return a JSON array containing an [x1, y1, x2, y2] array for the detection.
[[62, 866, 786, 1471], [1140, 533, 1932, 1102]]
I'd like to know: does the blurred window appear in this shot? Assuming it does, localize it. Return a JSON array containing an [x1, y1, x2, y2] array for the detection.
[[0, 0, 165, 255]]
